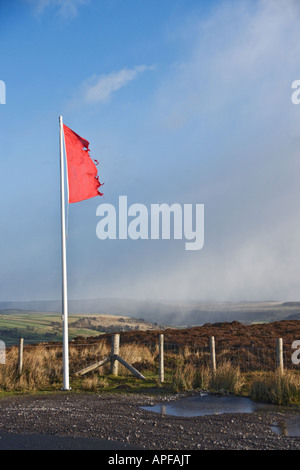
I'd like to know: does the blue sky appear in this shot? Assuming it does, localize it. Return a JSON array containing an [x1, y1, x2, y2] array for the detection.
[[1, 0, 300, 303]]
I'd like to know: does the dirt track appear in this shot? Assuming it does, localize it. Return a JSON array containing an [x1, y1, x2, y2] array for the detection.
[[0, 392, 299, 450]]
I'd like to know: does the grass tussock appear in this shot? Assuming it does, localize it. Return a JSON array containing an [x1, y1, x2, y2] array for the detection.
[[69, 342, 111, 374], [0, 345, 63, 392], [172, 359, 245, 393], [0, 341, 157, 393], [1, 340, 299, 407], [172, 357, 244, 394], [81, 375, 109, 392], [118, 343, 156, 376], [250, 371, 300, 405], [210, 361, 245, 394], [172, 359, 198, 392]]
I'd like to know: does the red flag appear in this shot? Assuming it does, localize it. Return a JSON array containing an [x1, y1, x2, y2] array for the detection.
[[63, 124, 103, 203]]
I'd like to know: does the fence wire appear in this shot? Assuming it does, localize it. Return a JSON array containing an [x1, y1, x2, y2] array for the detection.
[[18, 334, 299, 376]]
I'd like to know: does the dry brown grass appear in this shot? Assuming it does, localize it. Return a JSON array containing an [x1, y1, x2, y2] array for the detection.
[[1, 340, 299, 406], [210, 361, 245, 394], [0, 345, 63, 391], [81, 375, 109, 391], [250, 370, 300, 405], [172, 352, 245, 394], [118, 343, 156, 376], [0, 341, 157, 392], [69, 342, 111, 374]]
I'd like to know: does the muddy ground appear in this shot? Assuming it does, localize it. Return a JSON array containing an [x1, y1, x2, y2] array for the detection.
[[0, 392, 299, 450]]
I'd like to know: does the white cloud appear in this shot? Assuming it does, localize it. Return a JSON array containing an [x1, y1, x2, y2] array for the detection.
[[26, 0, 89, 18], [83, 65, 155, 104], [81, 0, 300, 303], [144, 0, 300, 301]]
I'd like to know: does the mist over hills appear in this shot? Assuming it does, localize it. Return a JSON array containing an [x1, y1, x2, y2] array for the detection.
[[1, 299, 300, 326]]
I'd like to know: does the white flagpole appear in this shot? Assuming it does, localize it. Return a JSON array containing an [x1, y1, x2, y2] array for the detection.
[[59, 115, 70, 391]]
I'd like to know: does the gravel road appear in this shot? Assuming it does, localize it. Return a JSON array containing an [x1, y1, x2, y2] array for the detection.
[[0, 392, 299, 450]]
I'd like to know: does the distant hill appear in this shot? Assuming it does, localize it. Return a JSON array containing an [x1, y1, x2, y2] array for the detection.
[[1, 299, 300, 327], [0, 311, 165, 346], [286, 313, 300, 321], [282, 302, 300, 307]]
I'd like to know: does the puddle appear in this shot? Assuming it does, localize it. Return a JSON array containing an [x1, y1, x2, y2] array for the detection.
[[142, 393, 280, 418], [271, 418, 300, 437], [142, 394, 300, 437]]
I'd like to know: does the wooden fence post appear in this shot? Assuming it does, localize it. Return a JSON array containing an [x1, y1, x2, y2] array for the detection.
[[111, 334, 120, 376], [276, 337, 284, 374], [210, 336, 216, 374], [75, 356, 111, 376], [159, 334, 164, 383], [113, 354, 146, 380], [18, 338, 24, 374], [75, 333, 145, 380]]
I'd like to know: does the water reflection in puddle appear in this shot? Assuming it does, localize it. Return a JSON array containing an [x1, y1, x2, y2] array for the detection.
[[142, 394, 300, 437], [271, 419, 300, 437], [142, 394, 279, 417]]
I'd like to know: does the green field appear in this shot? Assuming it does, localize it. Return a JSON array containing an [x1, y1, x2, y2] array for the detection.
[[0, 310, 159, 346], [0, 312, 101, 346]]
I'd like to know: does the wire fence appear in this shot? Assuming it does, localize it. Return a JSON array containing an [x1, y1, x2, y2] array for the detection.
[[20, 333, 299, 378]]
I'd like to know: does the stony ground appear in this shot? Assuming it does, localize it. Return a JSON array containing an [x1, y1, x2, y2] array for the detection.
[[0, 392, 299, 450]]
